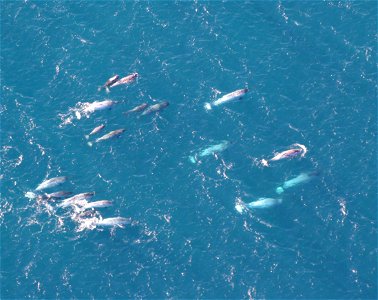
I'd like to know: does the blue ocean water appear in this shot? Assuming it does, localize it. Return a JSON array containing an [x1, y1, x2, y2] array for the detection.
[[1, 1, 377, 298]]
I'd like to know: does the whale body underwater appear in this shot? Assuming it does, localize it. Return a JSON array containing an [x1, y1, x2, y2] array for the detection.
[[189, 141, 230, 163], [276, 171, 318, 194]]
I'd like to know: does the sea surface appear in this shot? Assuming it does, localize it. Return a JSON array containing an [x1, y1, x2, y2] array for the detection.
[[1, 1, 377, 299]]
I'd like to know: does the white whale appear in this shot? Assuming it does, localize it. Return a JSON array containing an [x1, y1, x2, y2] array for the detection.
[[58, 192, 95, 208], [35, 176, 68, 191], [235, 197, 282, 214], [96, 217, 131, 227], [205, 88, 248, 110], [76, 216, 131, 231], [74, 100, 117, 120], [79, 200, 113, 211], [82, 100, 117, 115]]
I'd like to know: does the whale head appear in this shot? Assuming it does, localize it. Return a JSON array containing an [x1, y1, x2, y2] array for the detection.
[[276, 186, 284, 194]]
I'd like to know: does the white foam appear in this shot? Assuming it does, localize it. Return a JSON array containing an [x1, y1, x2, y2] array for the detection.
[[235, 204, 245, 214]]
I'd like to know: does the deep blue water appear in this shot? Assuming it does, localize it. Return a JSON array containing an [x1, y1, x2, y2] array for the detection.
[[1, 1, 377, 299]]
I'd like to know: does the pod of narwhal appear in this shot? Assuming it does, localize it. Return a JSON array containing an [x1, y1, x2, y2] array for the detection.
[[95, 80, 313, 215], [83, 73, 171, 146], [60, 71, 316, 221], [26, 176, 131, 231]]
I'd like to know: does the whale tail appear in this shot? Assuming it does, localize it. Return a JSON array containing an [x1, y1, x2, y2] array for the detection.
[[105, 86, 110, 94], [85, 135, 90, 140], [261, 159, 269, 167], [204, 102, 212, 110]]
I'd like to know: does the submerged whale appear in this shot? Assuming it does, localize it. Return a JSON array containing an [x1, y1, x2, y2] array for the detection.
[[276, 171, 318, 194], [141, 101, 169, 116], [204, 88, 248, 110], [189, 140, 230, 163], [85, 124, 105, 139], [35, 176, 68, 191], [43, 191, 73, 200], [123, 103, 148, 116], [25, 190, 72, 200]]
